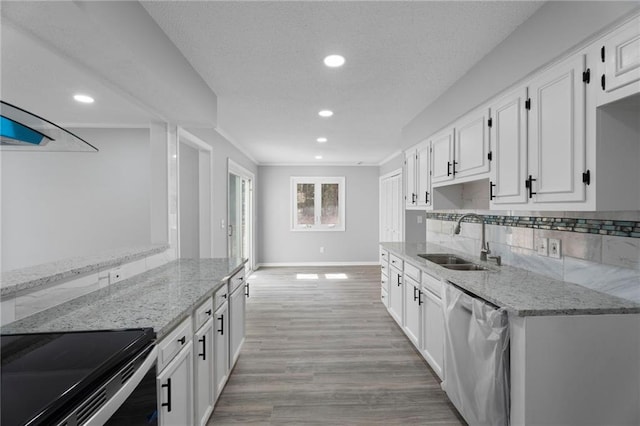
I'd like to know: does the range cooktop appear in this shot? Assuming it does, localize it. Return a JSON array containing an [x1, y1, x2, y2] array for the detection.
[[1, 328, 155, 426]]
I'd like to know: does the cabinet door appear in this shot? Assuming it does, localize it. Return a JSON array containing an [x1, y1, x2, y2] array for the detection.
[[403, 277, 421, 347], [229, 284, 245, 368], [214, 302, 229, 400], [454, 108, 490, 180], [416, 144, 431, 207], [194, 320, 214, 426], [431, 129, 455, 184], [388, 267, 403, 326], [404, 151, 417, 206], [490, 87, 528, 205], [601, 16, 640, 97], [158, 342, 193, 426], [422, 289, 444, 380], [528, 54, 586, 203]]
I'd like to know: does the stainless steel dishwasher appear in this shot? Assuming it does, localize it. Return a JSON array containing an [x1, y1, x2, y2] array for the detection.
[[441, 281, 510, 426]]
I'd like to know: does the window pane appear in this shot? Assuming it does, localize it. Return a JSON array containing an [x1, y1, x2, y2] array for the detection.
[[321, 183, 339, 225], [297, 183, 315, 225]]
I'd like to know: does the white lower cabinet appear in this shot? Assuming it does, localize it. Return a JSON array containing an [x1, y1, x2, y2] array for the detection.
[[403, 276, 422, 347], [157, 341, 193, 426], [421, 287, 444, 380], [214, 300, 230, 399], [194, 318, 215, 426], [229, 279, 246, 368], [388, 266, 403, 326]]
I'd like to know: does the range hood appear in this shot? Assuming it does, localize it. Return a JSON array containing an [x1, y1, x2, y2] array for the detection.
[[0, 101, 98, 152]]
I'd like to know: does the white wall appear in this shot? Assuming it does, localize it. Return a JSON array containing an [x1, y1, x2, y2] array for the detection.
[[402, 1, 640, 148], [1, 128, 151, 271], [179, 142, 200, 258], [258, 165, 379, 265], [185, 128, 258, 258]]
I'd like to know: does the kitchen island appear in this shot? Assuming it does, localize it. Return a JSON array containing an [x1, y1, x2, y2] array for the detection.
[[380, 241, 640, 426]]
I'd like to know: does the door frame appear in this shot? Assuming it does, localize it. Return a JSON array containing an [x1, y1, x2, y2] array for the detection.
[[379, 168, 404, 242], [177, 127, 214, 258], [227, 158, 255, 272]]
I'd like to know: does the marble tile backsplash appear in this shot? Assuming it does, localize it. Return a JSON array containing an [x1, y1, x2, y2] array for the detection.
[[426, 217, 640, 303]]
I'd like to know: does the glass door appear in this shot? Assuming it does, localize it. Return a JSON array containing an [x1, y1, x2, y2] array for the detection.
[[228, 171, 252, 270]]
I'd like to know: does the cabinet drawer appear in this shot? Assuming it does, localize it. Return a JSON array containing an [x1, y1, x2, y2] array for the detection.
[[158, 316, 192, 372], [404, 262, 421, 282], [194, 297, 214, 331], [421, 272, 443, 298], [214, 283, 229, 310], [381, 287, 389, 308], [389, 253, 403, 270], [229, 269, 245, 293], [379, 247, 389, 263]]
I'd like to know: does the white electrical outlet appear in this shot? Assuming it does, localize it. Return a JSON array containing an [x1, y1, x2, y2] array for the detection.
[[320, 246, 324, 254], [549, 238, 561, 259], [537, 238, 548, 256], [417, 215, 423, 224]]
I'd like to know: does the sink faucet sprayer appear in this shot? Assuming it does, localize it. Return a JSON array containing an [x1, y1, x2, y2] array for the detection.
[[453, 213, 490, 262]]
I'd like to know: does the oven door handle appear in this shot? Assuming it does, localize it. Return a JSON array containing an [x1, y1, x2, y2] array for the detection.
[[81, 345, 158, 425]]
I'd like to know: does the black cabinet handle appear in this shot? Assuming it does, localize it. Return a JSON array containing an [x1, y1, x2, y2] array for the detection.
[[418, 290, 423, 306], [447, 161, 452, 176], [453, 161, 458, 176], [425, 191, 429, 204], [205, 309, 212, 316], [413, 286, 419, 301], [177, 336, 186, 345], [411, 193, 416, 204], [239, 276, 244, 281], [222, 294, 227, 299], [161, 378, 172, 412], [489, 181, 496, 200], [218, 315, 224, 335], [525, 175, 537, 199], [245, 282, 250, 298], [397, 274, 402, 287], [601, 74, 606, 91], [198, 335, 206, 360]]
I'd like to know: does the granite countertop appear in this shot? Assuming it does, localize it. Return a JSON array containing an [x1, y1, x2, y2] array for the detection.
[[1, 244, 170, 298], [381, 242, 640, 316], [0, 258, 246, 339]]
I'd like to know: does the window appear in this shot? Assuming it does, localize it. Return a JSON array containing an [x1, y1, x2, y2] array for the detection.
[[291, 177, 345, 231]]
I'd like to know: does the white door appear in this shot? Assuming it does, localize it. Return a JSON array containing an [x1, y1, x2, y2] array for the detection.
[[228, 160, 255, 272], [403, 277, 421, 347], [601, 16, 640, 95], [422, 289, 444, 379], [416, 144, 431, 207], [229, 284, 246, 368], [389, 267, 403, 326], [454, 108, 490, 180], [194, 320, 214, 426], [404, 151, 417, 207], [430, 129, 455, 184], [379, 171, 403, 242], [490, 87, 528, 205], [214, 302, 229, 400], [528, 54, 587, 204], [157, 343, 193, 426], [391, 174, 402, 241]]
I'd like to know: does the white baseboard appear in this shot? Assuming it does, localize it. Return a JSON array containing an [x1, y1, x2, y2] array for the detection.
[[256, 261, 380, 268]]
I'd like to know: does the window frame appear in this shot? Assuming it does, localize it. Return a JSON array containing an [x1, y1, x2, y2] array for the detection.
[[290, 176, 346, 232]]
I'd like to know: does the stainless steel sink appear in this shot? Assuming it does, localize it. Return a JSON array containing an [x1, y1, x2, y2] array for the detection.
[[418, 253, 490, 271], [418, 254, 471, 264], [441, 264, 490, 271]]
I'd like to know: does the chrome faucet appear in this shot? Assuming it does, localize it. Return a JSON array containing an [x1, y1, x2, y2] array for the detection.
[[453, 213, 490, 261]]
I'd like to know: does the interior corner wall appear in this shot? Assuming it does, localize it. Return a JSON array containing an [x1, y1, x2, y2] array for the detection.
[[257, 165, 379, 265], [379, 152, 404, 176], [401, 1, 640, 147], [179, 142, 200, 258], [184, 128, 258, 258], [0, 128, 151, 271]]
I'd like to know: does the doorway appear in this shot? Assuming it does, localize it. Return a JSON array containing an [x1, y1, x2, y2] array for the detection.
[[228, 159, 254, 272]]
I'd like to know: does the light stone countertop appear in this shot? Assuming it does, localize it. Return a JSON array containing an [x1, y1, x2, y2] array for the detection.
[[1, 244, 170, 298], [0, 258, 246, 339], [381, 242, 640, 316]]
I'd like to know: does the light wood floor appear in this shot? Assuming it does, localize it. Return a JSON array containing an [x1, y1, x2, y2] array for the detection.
[[208, 266, 465, 425]]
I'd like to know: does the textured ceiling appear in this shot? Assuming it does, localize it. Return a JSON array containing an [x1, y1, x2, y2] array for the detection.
[[142, 1, 543, 165]]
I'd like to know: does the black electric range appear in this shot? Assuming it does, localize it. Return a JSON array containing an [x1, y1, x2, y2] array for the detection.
[[1, 328, 156, 426]]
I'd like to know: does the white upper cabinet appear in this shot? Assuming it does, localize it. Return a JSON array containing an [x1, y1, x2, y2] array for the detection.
[[598, 15, 640, 105], [490, 87, 528, 206], [416, 144, 431, 207], [453, 107, 490, 182], [430, 128, 455, 184], [527, 54, 587, 204], [404, 150, 417, 207]]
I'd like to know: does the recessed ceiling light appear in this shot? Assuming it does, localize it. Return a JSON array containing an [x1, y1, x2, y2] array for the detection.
[[324, 55, 345, 68], [73, 94, 94, 104], [317, 137, 327, 143], [318, 110, 333, 118], [315, 155, 323, 160]]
